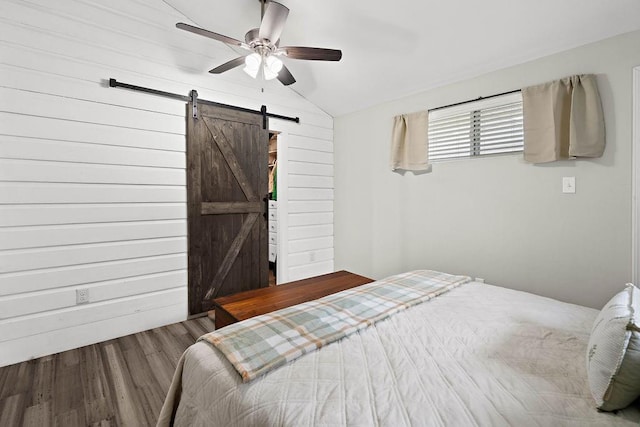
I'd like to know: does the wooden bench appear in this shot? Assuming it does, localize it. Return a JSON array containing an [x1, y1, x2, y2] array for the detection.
[[212, 270, 374, 329]]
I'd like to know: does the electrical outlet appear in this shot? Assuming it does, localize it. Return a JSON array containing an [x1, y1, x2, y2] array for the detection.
[[76, 288, 90, 304]]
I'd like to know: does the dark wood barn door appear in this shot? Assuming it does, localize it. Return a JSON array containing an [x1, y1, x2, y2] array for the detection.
[[187, 103, 269, 315]]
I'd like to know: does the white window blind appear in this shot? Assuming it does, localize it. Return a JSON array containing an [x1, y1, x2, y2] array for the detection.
[[428, 92, 523, 161]]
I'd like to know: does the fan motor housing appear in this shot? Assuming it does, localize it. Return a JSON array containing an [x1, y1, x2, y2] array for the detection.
[[245, 28, 276, 53]]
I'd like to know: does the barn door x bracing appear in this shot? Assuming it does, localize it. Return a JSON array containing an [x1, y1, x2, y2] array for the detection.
[[187, 103, 269, 315]]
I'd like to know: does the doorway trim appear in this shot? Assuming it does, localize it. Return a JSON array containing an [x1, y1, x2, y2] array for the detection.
[[275, 130, 289, 284], [633, 66, 640, 285]]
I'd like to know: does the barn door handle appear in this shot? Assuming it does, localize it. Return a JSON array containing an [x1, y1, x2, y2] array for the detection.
[[263, 196, 269, 220]]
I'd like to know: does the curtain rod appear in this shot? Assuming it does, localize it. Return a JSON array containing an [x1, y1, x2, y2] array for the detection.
[[429, 89, 521, 112], [108, 78, 300, 127]]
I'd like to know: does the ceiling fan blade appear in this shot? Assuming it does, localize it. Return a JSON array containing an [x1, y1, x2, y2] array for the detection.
[[176, 23, 247, 48], [259, 1, 289, 44], [277, 64, 296, 86], [279, 46, 342, 61], [209, 56, 247, 74]]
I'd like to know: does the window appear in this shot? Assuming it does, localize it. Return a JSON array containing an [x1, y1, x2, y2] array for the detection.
[[428, 92, 523, 161]]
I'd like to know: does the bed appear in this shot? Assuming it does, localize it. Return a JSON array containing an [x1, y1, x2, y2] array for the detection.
[[158, 273, 640, 426]]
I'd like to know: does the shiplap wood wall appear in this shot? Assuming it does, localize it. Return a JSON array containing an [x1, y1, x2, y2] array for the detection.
[[0, 0, 334, 367]]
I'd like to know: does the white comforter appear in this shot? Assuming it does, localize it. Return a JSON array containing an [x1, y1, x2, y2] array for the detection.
[[158, 282, 640, 426]]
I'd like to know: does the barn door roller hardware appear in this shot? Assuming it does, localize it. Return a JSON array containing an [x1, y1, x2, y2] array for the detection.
[[108, 78, 300, 128]]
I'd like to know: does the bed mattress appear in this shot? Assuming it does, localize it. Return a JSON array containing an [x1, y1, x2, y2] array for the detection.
[[158, 281, 640, 426]]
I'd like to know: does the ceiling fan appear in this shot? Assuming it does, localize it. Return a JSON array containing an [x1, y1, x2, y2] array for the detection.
[[176, 0, 342, 86]]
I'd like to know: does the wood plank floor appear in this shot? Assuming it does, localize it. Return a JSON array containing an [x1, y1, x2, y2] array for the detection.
[[0, 317, 215, 427]]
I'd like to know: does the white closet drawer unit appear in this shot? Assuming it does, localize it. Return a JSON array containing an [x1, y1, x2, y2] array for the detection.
[[268, 201, 277, 263]]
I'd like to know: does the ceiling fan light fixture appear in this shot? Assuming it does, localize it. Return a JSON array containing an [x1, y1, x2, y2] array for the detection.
[[243, 53, 262, 78], [266, 56, 283, 72], [263, 56, 283, 80]]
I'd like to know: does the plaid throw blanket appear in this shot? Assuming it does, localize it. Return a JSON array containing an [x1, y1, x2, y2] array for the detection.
[[199, 270, 471, 382]]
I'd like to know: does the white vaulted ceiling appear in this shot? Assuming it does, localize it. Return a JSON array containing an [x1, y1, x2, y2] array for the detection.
[[163, 0, 640, 117]]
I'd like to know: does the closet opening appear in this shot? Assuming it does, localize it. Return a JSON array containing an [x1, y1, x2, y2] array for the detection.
[[268, 132, 279, 286]]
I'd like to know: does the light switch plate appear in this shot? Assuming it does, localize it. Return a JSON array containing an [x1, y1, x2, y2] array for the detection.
[[562, 177, 576, 194]]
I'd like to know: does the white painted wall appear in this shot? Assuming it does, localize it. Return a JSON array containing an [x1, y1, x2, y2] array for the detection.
[[335, 30, 640, 310], [0, 0, 333, 367]]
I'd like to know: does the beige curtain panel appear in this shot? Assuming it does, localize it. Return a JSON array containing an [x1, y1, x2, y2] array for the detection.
[[390, 111, 429, 171], [522, 74, 605, 163]]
